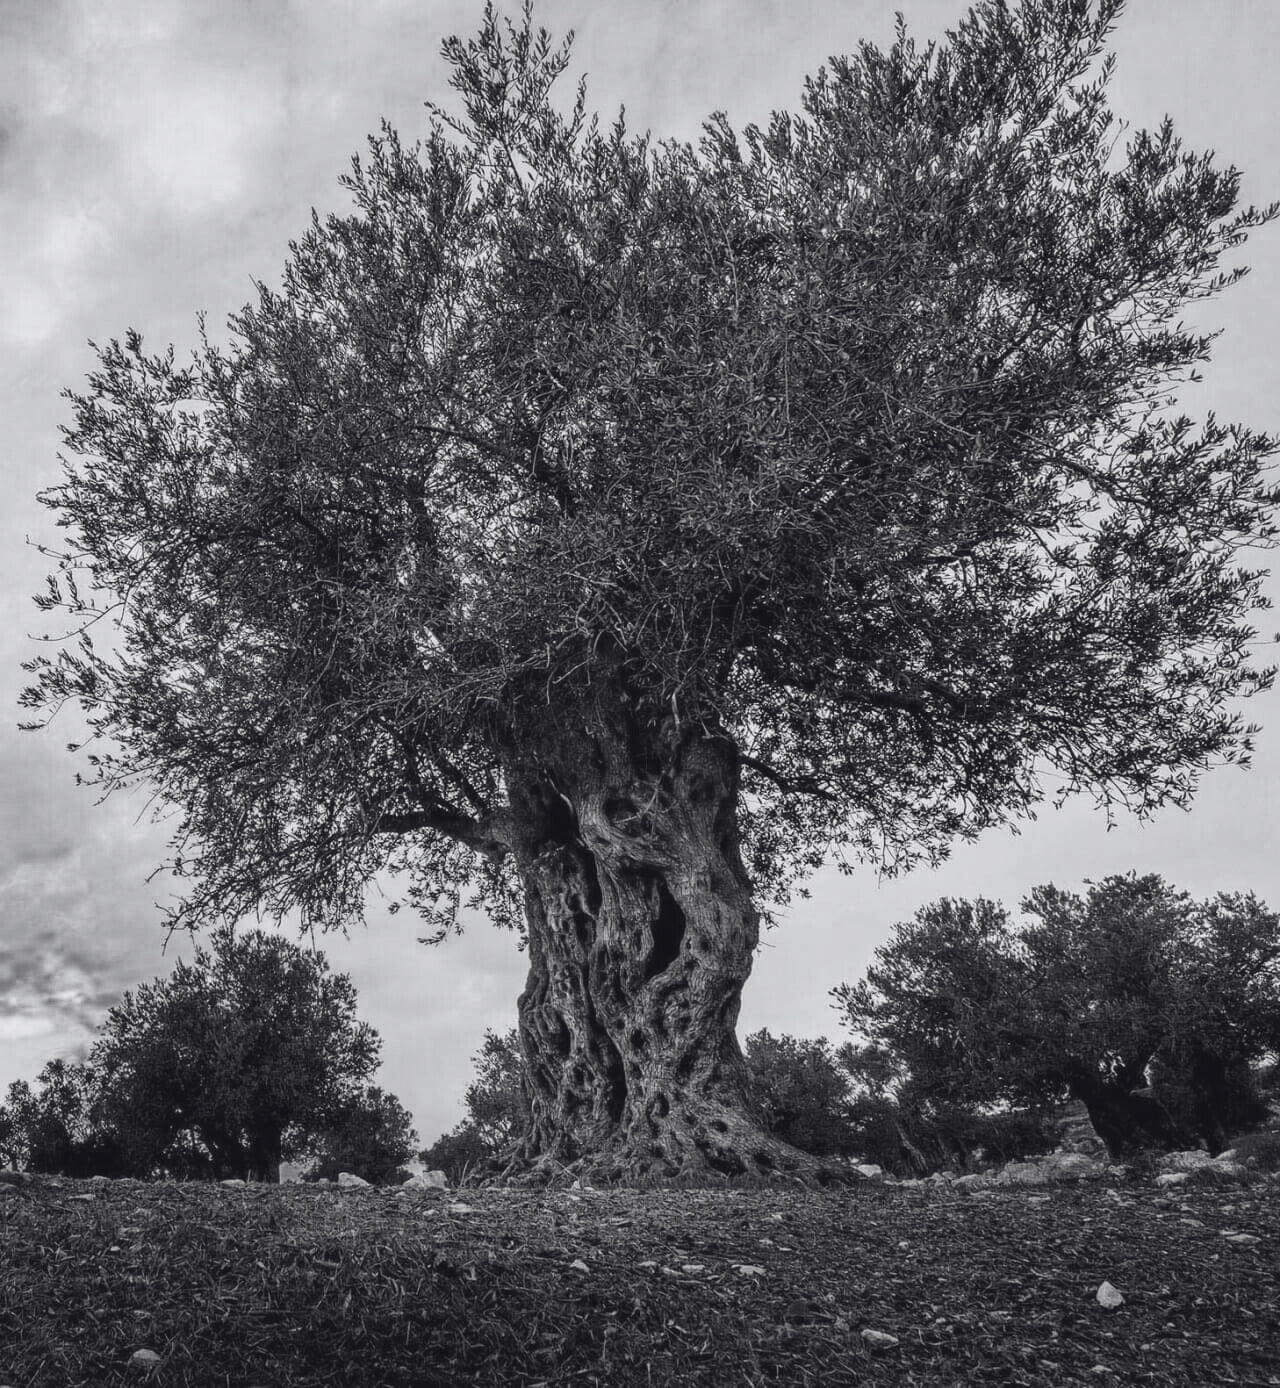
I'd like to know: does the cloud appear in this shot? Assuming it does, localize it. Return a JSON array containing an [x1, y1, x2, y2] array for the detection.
[[0, 0, 294, 349], [0, 733, 184, 1094]]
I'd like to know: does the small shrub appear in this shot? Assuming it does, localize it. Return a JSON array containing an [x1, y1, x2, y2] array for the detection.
[[420, 1121, 495, 1186]]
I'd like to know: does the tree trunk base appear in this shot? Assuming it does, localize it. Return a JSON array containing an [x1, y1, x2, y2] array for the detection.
[[482, 1114, 855, 1189]]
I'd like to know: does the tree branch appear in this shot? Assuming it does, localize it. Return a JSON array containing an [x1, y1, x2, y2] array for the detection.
[[739, 754, 837, 801]]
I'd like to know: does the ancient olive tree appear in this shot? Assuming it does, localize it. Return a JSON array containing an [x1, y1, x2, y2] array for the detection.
[[24, 0, 1278, 1183]]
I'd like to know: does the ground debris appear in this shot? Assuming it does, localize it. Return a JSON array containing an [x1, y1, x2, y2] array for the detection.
[[0, 1172, 1276, 1385]]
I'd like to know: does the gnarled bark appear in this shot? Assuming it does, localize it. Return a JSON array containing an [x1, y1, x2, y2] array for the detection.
[[495, 722, 842, 1186]]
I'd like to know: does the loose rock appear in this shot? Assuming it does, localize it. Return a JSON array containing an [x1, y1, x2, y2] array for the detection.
[[1096, 1281, 1124, 1309], [1160, 1151, 1214, 1174], [403, 1169, 448, 1190], [1186, 1161, 1251, 1187], [1042, 1153, 1107, 1181]]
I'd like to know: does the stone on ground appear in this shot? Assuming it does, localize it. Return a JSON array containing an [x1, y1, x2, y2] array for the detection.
[[1096, 1281, 1124, 1309], [402, 1169, 448, 1190]]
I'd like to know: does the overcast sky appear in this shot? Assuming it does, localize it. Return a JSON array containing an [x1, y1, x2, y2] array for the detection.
[[2, 0, 1278, 1151]]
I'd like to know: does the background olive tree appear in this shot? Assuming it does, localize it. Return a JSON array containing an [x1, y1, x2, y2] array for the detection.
[[90, 928, 383, 1181], [835, 875, 1280, 1157], [300, 1085, 419, 1185]]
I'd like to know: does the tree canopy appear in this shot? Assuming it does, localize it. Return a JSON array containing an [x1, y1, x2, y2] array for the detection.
[[742, 1030, 859, 1158], [0, 1060, 127, 1179], [22, 0, 1279, 1183], [26, 0, 1277, 934]]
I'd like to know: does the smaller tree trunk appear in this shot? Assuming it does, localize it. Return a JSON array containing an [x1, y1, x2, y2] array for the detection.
[[1181, 1052, 1266, 1155], [200, 1125, 249, 1181], [247, 1123, 284, 1183], [1070, 1078, 1190, 1159]]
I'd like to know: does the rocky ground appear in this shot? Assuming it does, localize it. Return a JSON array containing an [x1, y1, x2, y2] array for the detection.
[[1, 1142, 1277, 1387]]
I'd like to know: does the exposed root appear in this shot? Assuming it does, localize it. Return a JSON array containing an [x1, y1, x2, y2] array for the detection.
[[476, 1127, 857, 1190]]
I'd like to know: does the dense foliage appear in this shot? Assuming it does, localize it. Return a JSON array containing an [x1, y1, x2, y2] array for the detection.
[[837, 1041, 1058, 1175], [300, 1085, 419, 1185], [420, 1028, 531, 1182], [88, 927, 381, 1180], [0, 1059, 128, 1178], [741, 1030, 860, 1158], [834, 874, 1280, 1156], [24, 0, 1277, 933]]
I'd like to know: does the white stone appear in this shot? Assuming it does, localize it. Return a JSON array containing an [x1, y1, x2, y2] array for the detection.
[[1186, 1160, 1251, 1186], [337, 1172, 370, 1188], [853, 1163, 885, 1180], [1096, 1281, 1124, 1309], [1160, 1150, 1213, 1173], [403, 1169, 448, 1190], [992, 1161, 1050, 1186], [219, 1179, 245, 1187], [128, 1348, 162, 1370], [1042, 1153, 1106, 1180], [861, 1328, 899, 1348], [1155, 1172, 1188, 1188]]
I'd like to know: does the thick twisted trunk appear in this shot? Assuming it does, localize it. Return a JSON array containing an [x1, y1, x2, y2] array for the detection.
[[498, 725, 838, 1186]]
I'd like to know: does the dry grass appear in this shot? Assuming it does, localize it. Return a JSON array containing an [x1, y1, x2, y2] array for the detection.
[[1, 1169, 1277, 1386]]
